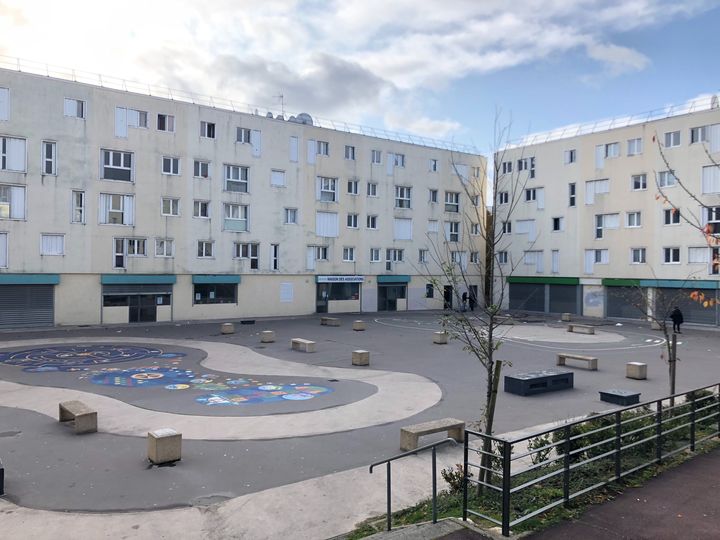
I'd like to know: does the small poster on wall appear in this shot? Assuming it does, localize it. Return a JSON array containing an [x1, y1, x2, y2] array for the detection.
[[280, 282, 293, 303]]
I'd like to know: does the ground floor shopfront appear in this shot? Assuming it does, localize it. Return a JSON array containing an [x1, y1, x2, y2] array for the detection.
[[506, 276, 720, 325]]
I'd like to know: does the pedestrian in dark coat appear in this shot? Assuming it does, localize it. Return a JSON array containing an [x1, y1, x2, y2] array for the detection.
[[670, 306, 684, 334]]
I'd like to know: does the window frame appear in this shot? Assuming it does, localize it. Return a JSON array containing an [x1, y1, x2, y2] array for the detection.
[[200, 121, 216, 139], [101, 149, 133, 182], [394, 186, 412, 209], [197, 240, 214, 258], [161, 156, 180, 176], [42, 140, 57, 175], [224, 164, 249, 193], [157, 114, 175, 132], [161, 197, 180, 217]]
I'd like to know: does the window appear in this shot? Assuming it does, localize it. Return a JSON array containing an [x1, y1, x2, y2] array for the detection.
[[471, 223, 481, 235], [664, 131, 680, 148], [316, 211, 339, 237], [627, 138, 643, 156], [342, 247, 355, 262], [501, 161, 513, 174], [595, 213, 619, 239], [40, 234, 64, 256], [42, 141, 57, 175], [113, 237, 146, 268], [691, 126, 709, 144], [626, 211, 641, 228], [371, 150, 382, 164], [270, 169, 286, 187], [664, 208, 680, 225], [702, 165, 720, 194], [126, 238, 146, 256], [631, 248, 646, 264], [518, 157, 535, 178], [444, 191, 460, 212], [429, 189, 438, 203], [688, 247, 709, 265], [551, 250, 559, 273], [498, 191, 509, 205], [234, 242, 259, 269], [472, 166, 481, 178], [314, 246, 329, 260], [395, 186, 411, 208], [193, 160, 210, 178], [193, 200, 209, 218], [419, 249, 428, 263], [501, 221, 511, 234], [394, 153, 405, 167], [347, 213, 358, 228], [271, 243, 279, 270], [197, 241, 214, 258], [552, 217, 564, 231], [658, 170, 677, 187], [224, 203, 248, 232], [284, 208, 298, 224], [237, 127, 251, 143], [525, 188, 536, 201], [194, 283, 237, 304], [162, 156, 180, 175], [445, 221, 460, 242], [347, 179, 359, 195], [318, 176, 338, 202], [394, 218, 412, 240], [161, 198, 179, 216], [63, 98, 85, 119], [366, 215, 378, 229], [568, 183, 576, 207], [664, 247, 680, 264], [429, 159, 438, 172], [225, 165, 249, 192], [316, 140, 329, 156], [367, 182, 378, 197], [704, 206, 720, 234], [497, 251, 508, 265], [370, 248, 381, 262], [101, 149, 133, 181], [0, 136, 26, 172], [585, 179, 609, 204], [71, 190, 85, 223], [386, 248, 404, 263], [425, 284, 434, 298], [584, 249, 609, 273], [631, 174, 647, 190], [155, 238, 174, 257], [604, 142, 620, 158], [470, 251, 480, 263], [200, 121, 216, 139], [99, 193, 133, 225], [157, 114, 175, 132], [523, 251, 544, 273], [427, 220, 439, 233], [344, 145, 355, 160], [564, 149, 577, 164]]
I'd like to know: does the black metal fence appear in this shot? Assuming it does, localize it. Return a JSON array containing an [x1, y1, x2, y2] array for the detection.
[[463, 383, 720, 536]]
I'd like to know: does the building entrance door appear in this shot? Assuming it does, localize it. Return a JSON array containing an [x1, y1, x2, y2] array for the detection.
[[316, 283, 329, 313], [129, 295, 157, 323], [378, 285, 405, 311]]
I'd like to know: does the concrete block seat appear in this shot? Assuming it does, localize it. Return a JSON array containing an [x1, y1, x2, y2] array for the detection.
[[353, 320, 366, 331], [433, 331, 449, 344], [567, 323, 595, 335], [59, 400, 97, 434], [148, 428, 182, 464], [291, 338, 316, 353], [352, 350, 369, 366], [504, 369, 574, 396], [626, 362, 647, 380], [320, 317, 341, 326], [600, 389, 641, 406], [221, 323, 235, 334], [260, 330, 275, 343], [400, 418, 465, 451], [557, 353, 598, 370]]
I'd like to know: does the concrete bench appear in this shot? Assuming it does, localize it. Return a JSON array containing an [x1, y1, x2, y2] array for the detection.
[[505, 369, 574, 396], [260, 330, 275, 343], [433, 331, 449, 344], [626, 362, 647, 380], [561, 313, 572, 322], [600, 389, 641, 406], [353, 320, 366, 331], [59, 400, 97, 434], [568, 323, 595, 335], [221, 322, 235, 334], [352, 350, 370, 366], [320, 317, 341, 326], [148, 428, 182, 464], [400, 418, 465, 451], [557, 353, 598, 370], [291, 338, 316, 353]]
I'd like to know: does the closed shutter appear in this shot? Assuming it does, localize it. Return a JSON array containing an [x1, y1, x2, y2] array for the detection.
[[0, 87, 8, 121], [7, 137, 25, 171], [656, 287, 717, 325], [606, 287, 646, 319], [393, 218, 412, 240], [455, 164, 468, 183], [536, 187, 545, 209], [509, 283, 545, 311], [115, 107, 128, 137], [9, 186, 25, 219], [549, 285, 578, 314], [315, 212, 338, 237], [307, 140, 316, 164], [123, 195, 134, 225], [702, 165, 720, 194], [710, 124, 720, 154], [0, 233, 6, 267], [251, 130, 262, 157], [595, 145, 604, 169], [584, 250, 595, 274], [289, 136, 299, 162], [306, 247, 315, 270], [0, 285, 54, 328]]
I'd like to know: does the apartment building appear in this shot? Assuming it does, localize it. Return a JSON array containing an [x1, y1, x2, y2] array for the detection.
[[495, 97, 720, 325], [0, 67, 485, 328]]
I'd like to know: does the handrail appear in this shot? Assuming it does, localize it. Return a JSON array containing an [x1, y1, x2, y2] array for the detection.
[[369, 437, 457, 531]]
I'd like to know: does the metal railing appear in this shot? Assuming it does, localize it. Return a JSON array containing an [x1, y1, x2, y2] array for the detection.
[[463, 383, 720, 536], [369, 437, 457, 531], [0, 54, 478, 155]]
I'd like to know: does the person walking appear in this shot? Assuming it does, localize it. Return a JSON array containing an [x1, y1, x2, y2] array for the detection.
[[670, 306, 684, 334], [461, 291, 468, 312]]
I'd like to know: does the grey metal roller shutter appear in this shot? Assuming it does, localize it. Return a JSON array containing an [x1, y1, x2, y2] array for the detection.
[[0, 285, 54, 328], [656, 288, 717, 325], [606, 287, 646, 319], [509, 283, 545, 312], [549, 285, 579, 314]]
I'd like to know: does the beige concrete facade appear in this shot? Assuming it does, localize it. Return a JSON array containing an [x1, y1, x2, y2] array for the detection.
[[0, 68, 485, 326]]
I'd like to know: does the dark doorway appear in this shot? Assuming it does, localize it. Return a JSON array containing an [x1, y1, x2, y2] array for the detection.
[[129, 295, 157, 323], [316, 283, 329, 313], [444, 286, 453, 309], [378, 285, 406, 311]]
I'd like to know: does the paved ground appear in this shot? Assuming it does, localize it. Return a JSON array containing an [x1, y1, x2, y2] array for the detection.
[[0, 311, 719, 538]]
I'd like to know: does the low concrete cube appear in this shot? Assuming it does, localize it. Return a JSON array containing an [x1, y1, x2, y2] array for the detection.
[[561, 313, 572, 322], [260, 330, 275, 343], [148, 428, 182, 465], [352, 350, 370, 366], [353, 320, 366, 331], [433, 331, 449, 344], [321, 317, 341, 326], [221, 323, 235, 335], [626, 362, 647, 380]]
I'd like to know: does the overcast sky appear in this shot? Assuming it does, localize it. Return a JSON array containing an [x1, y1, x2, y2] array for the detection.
[[1, 0, 719, 153]]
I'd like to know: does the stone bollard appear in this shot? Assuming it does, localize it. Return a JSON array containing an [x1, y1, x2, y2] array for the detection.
[[148, 428, 182, 464], [260, 330, 275, 343], [353, 320, 366, 331], [352, 350, 370, 366], [221, 323, 235, 335], [433, 331, 449, 344], [626, 362, 647, 380], [561, 313, 571, 322]]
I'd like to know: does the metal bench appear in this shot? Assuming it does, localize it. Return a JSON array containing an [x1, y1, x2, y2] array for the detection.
[[400, 418, 465, 451], [504, 369, 574, 396], [557, 353, 598, 370], [291, 338, 316, 353], [59, 400, 97, 434], [567, 323, 595, 335]]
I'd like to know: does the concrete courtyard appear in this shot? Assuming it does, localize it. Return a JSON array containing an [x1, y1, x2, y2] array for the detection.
[[0, 311, 718, 538]]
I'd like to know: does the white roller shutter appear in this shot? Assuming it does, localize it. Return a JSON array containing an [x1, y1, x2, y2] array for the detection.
[[6, 137, 26, 171], [270, 170, 285, 187], [455, 163, 468, 183], [393, 218, 412, 240], [115, 107, 128, 137], [41, 235, 64, 255], [536, 187, 545, 209], [595, 145, 604, 169], [315, 211, 338, 237], [585, 181, 595, 205], [710, 124, 720, 154], [603, 213, 620, 229], [127, 108, 140, 128], [289, 136, 299, 162], [9, 186, 25, 219], [251, 130, 262, 157], [64, 98, 77, 117], [0, 233, 6, 267], [386, 153, 394, 175], [98, 194, 110, 223], [584, 250, 595, 274], [306, 247, 316, 270], [123, 195, 134, 225], [535, 252, 544, 273], [307, 140, 316, 164], [688, 247, 710, 264], [552, 250, 559, 273], [0, 88, 8, 121], [702, 165, 720, 194]]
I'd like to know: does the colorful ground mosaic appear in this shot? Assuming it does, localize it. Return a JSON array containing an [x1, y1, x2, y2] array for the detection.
[[0, 345, 185, 372]]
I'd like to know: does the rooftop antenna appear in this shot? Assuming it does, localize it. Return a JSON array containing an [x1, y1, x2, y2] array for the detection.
[[274, 93, 285, 117]]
